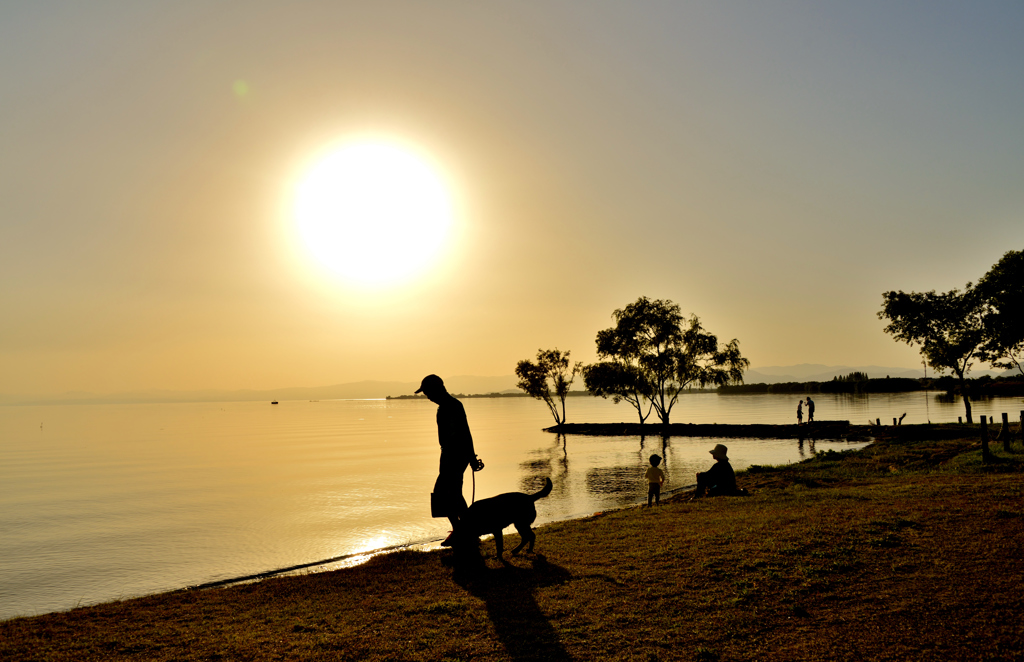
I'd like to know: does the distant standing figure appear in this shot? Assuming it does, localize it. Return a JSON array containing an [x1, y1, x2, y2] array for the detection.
[[694, 444, 737, 498], [416, 374, 484, 547], [806, 397, 815, 423], [645, 454, 665, 506], [796, 400, 804, 425]]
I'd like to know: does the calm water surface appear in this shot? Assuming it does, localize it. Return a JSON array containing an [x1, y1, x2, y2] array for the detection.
[[1, 391, 1020, 620]]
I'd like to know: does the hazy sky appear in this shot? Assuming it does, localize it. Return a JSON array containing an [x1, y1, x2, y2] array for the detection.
[[2, 1, 1022, 395]]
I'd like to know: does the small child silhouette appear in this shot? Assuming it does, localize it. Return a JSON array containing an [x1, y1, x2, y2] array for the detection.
[[645, 454, 665, 506]]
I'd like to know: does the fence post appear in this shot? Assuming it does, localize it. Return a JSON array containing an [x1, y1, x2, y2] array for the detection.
[[981, 415, 992, 463], [958, 416, 963, 424], [893, 418, 897, 426], [1002, 413, 1011, 452]]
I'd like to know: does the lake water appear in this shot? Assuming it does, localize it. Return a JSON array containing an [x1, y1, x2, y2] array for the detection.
[[2, 391, 1021, 620]]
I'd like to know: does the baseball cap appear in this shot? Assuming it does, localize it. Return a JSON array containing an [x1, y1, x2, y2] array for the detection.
[[415, 374, 444, 394]]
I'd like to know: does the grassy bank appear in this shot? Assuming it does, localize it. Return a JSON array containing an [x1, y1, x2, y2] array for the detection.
[[3, 427, 1023, 661]]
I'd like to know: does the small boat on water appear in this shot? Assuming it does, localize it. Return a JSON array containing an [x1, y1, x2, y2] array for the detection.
[[271, 401, 278, 405]]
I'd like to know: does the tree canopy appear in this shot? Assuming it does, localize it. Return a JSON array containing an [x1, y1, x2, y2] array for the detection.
[[584, 297, 748, 425], [581, 360, 654, 424], [977, 249, 1024, 376], [878, 286, 985, 423], [879, 248, 1024, 423], [515, 348, 582, 426]]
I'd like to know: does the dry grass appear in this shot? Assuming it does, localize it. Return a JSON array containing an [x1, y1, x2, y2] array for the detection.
[[3, 427, 1023, 661]]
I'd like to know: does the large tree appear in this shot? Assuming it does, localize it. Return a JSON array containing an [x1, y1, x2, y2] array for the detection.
[[878, 286, 985, 423], [515, 348, 582, 426], [977, 249, 1024, 376], [666, 315, 750, 424], [584, 297, 748, 426], [581, 360, 654, 424], [589, 297, 681, 425]]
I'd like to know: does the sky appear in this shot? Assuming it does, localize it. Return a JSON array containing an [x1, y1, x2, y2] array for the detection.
[[2, 1, 1022, 396]]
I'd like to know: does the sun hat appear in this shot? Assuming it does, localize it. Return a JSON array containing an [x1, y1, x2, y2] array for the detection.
[[709, 444, 729, 460]]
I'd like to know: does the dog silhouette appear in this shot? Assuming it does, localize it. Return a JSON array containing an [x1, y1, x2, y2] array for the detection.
[[461, 478, 553, 560]]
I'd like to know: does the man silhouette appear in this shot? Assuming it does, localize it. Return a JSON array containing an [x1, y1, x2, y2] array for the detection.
[[416, 374, 484, 546], [694, 444, 737, 498]]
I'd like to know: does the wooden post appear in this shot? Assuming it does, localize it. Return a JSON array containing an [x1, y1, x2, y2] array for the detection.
[[876, 418, 880, 426], [1020, 410, 1024, 443], [1002, 413, 1011, 452], [958, 416, 962, 424], [893, 417, 897, 426], [981, 415, 991, 463]]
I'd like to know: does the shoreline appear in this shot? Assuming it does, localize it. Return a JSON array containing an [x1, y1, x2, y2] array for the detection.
[[184, 483, 697, 593], [0, 421, 982, 622], [544, 420, 863, 438], [3, 425, 1022, 660]]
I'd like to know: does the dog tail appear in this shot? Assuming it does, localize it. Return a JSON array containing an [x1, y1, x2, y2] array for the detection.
[[532, 478, 553, 501]]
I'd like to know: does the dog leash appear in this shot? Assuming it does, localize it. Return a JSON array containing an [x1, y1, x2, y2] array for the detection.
[[470, 454, 484, 505]]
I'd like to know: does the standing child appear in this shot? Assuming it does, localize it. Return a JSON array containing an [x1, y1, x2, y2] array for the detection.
[[796, 400, 804, 425], [645, 454, 665, 506]]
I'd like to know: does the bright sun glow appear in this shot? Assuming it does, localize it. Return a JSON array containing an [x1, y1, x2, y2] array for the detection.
[[293, 140, 454, 286]]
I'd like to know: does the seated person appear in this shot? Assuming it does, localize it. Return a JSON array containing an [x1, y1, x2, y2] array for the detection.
[[694, 444, 746, 497]]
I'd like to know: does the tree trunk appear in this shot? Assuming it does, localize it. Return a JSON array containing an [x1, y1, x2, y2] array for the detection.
[[633, 402, 645, 425], [955, 370, 973, 424], [962, 393, 973, 424]]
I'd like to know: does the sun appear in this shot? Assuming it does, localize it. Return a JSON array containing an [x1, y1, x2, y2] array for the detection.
[[293, 140, 455, 286]]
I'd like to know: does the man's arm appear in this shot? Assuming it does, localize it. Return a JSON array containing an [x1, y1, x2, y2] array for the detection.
[[456, 400, 484, 471], [467, 430, 484, 471]]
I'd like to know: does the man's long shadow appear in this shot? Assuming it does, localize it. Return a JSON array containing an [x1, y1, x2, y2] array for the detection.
[[459, 554, 573, 662]]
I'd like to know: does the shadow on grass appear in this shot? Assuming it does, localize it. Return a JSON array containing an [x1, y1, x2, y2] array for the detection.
[[460, 554, 572, 662]]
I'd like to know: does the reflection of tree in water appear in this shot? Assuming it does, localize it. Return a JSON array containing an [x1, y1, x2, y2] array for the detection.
[[638, 435, 673, 486], [518, 434, 686, 504], [585, 466, 644, 501], [519, 435, 569, 497], [520, 459, 551, 473], [518, 434, 766, 504]]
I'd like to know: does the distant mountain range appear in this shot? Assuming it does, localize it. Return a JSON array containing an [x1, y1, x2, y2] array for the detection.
[[1, 364, 1011, 406]]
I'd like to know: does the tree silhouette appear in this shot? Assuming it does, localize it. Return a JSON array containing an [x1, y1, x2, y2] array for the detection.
[[977, 249, 1024, 376], [584, 297, 748, 425], [879, 286, 985, 423], [515, 348, 582, 426]]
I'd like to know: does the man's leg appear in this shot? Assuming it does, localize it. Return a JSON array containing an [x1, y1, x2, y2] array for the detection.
[[440, 497, 467, 547], [435, 470, 466, 546]]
